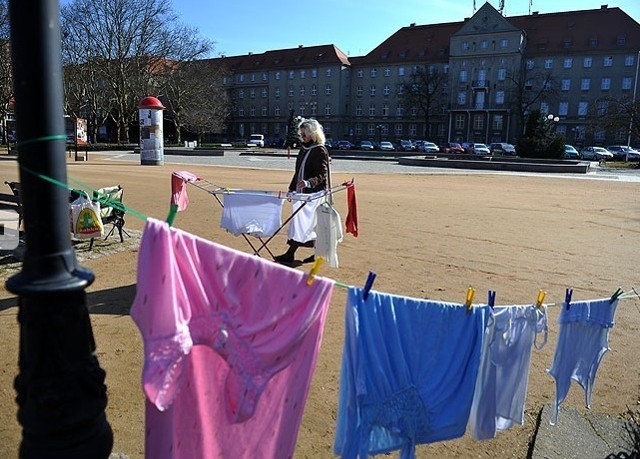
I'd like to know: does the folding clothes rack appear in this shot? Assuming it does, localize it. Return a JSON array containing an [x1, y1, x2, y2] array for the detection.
[[187, 177, 352, 258]]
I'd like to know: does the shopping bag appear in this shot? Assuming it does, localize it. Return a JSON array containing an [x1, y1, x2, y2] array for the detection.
[[70, 192, 104, 239]]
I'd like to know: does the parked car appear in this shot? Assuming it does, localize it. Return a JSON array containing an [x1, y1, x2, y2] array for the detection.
[[489, 142, 516, 155], [438, 142, 464, 153], [379, 141, 395, 151], [336, 140, 355, 150], [580, 146, 614, 160], [399, 140, 415, 151], [247, 133, 264, 147], [419, 141, 440, 153], [606, 145, 638, 160], [358, 140, 376, 151], [469, 143, 491, 155], [563, 145, 581, 159]]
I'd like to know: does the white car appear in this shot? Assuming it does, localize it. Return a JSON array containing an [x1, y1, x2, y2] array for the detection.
[[580, 146, 614, 160], [247, 134, 264, 147], [379, 141, 395, 151], [472, 143, 491, 155]]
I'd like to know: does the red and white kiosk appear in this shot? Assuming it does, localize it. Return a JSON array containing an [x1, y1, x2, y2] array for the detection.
[[138, 96, 165, 165]]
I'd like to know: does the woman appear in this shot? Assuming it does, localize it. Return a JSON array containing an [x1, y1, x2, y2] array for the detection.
[[274, 118, 329, 265]]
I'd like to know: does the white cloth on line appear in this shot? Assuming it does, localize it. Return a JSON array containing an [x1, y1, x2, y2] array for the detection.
[[221, 192, 284, 237], [287, 193, 322, 243], [313, 200, 343, 268]]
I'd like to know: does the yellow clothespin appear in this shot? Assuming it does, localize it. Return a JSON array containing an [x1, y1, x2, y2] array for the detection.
[[306, 257, 325, 285], [465, 287, 475, 313], [536, 289, 546, 309]]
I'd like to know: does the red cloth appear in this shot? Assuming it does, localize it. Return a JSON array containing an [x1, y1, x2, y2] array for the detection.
[[345, 181, 359, 237], [171, 171, 201, 211]]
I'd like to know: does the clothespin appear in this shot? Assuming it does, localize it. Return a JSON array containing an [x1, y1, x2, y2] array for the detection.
[[166, 203, 178, 227], [465, 287, 476, 313], [535, 289, 546, 310], [306, 257, 325, 286], [610, 287, 623, 304], [488, 290, 496, 309], [362, 271, 377, 300], [565, 288, 573, 310]]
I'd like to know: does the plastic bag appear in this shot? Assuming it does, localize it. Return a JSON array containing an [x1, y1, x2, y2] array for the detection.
[[70, 192, 104, 239]]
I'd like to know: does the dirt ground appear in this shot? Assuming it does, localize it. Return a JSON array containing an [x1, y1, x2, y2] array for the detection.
[[0, 155, 638, 458]]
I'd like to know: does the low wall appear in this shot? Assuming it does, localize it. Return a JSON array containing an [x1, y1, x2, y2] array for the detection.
[[398, 155, 591, 173]]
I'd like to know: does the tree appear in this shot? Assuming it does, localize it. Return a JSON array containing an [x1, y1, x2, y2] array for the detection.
[[0, 0, 13, 144], [400, 66, 447, 139], [284, 110, 302, 155], [515, 109, 565, 158], [506, 67, 559, 137], [61, 0, 214, 143], [593, 95, 640, 146]]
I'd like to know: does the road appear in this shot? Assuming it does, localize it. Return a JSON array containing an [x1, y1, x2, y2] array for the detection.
[[98, 150, 640, 183]]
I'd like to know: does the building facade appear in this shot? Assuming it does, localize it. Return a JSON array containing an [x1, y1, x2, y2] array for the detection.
[[216, 3, 640, 147]]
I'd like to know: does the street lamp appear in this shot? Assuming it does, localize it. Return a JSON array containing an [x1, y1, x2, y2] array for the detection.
[[547, 114, 560, 122]]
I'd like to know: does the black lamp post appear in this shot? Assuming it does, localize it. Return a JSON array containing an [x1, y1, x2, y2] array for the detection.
[[6, 1, 113, 457]]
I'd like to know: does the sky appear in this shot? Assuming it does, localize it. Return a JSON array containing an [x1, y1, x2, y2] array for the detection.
[[172, 0, 640, 58]]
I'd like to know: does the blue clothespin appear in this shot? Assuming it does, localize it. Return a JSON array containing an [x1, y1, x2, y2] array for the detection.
[[488, 290, 496, 309], [363, 271, 376, 301], [565, 288, 573, 310]]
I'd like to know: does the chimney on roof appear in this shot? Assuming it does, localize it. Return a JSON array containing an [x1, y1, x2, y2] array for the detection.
[[410, 22, 416, 27], [532, 11, 539, 15], [600, 4, 608, 9], [248, 51, 253, 55], [298, 44, 303, 48]]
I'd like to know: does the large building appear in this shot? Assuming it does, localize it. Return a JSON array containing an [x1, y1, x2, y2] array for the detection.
[[216, 3, 640, 147]]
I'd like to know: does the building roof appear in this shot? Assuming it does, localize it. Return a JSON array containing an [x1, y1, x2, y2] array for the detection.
[[206, 44, 351, 71]]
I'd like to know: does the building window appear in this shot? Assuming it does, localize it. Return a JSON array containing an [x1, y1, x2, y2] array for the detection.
[[325, 68, 332, 77], [382, 103, 389, 116], [544, 59, 554, 69], [459, 70, 468, 82], [238, 74, 244, 82], [395, 124, 403, 136], [262, 72, 268, 81], [289, 70, 295, 79], [589, 37, 598, 47], [383, 85, 390, 96], [311, 104, 317, 116], [357, 69, 363, 78], [356, 86, 363, 97], [617, 35, 627, 45], [323, 103, 331, 116], [369, 104, 376, 116], [370, 69, 377, 77], [370, 85, 376, 96], [398, 67, 405, 76], [578, 102, 588, 116], [455, 114, 464, 129], [563, 58, 573, 68], [250, 106, 255, 116], [275, 88, 280, 98], [299, 85, 305, 96], [543, 80, 552, 91], [384, 68, 391, 77], [367, 124, 375, 136], [261, 106, 267, 116], [561, 79, 571, 91], [493, 115, 503, 130], [275, 71, 281, 80], [595, 130, 605, 141], [397, 85, 404, 95], [457, 92, 466, 105], [559, 102, 569, 116], [526, 60, 535, 70], [250, 88, 255, 98], [261, 88, 267, 98], [498, 68, 506, 81], [525, 79, 532, 90], [581, 79, 590, 90], [500, 39, 508, 48], [354, 123, 362, 136], [597, 100, 608, 115], [275, 106, 280, 116], [356, 105, 363, 116], [239, 107, 244, 116], [625, 55, 635, 67], [495, 91, 504, 105], [311, 84, 317, 96], [238, 89, 244, 99], [411, 107, 418, 116], [622, 77, 633, 90], [444, 64, 449, 74], [300, 70, 306, 79], [601, 78, 611, 90], [603, 56, 613, 67], [540, 102, 549, 114], [288, 86, 294, 97], [409, 123, 417, 136], [396, 105, 404, 116], [325, 84, 332, 95], [583, 57, 592, 68], [481, 40, 488, 49], [473, 114, 484, 130], [311, 69, 317, 78], [462, 41, 470, 51], [250, 74, 255, 82]]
